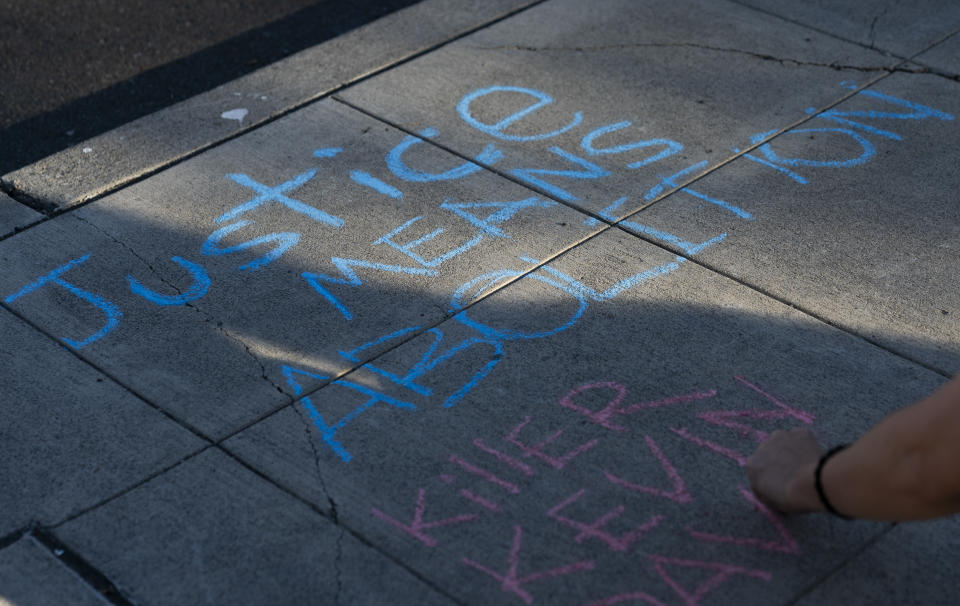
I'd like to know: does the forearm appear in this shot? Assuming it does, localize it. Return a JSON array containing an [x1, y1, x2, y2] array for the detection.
[[790, 375, 960, 521]]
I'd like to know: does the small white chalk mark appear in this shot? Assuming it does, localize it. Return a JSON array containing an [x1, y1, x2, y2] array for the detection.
[[221, 108, 248, 125]]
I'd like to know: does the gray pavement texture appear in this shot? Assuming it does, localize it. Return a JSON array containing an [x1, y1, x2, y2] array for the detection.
[[0, 535, 109, 606], [0, 192, 41, 239], [0, 0, 427, 176], [1, 0, 959, 605], [2, 0, 540, 211]]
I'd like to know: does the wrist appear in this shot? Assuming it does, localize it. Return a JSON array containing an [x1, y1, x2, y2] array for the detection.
[[788, 461, 825, 513]]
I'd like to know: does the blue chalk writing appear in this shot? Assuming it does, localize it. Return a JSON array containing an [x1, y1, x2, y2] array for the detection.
[[313, 148, 343, 159], [754, 127, 875, 169], [583, 197, 726, 255], [340, 327, 504, 408], [127, 256, 211, 306], [282, 365, 329, 396], [217, 170, 344, 227], [645, 161, 753, 220], [282, 365, 416, 462], [339, 325, 423, 362], [733, 146, 809, 185], [386, 128, 503, 183], [302, 258, 437, 320], [440, 197, 556, 239], [624, 224, 726, 256], [510, 147, 611, 201], [537, 256, 686, 302], [583, 196, 630, 226], [644, 161, 707, 200], [839, 84, 954, 121], [339, 326, 433, 395], [450, 269, 588, 341], [580, 121, 684, 169], [457, 86, 583, 141], [4, 254, 122, 349], [350, 170, 403, 199], [807, 108, 902, 141], [448, 252, 686, 343], [374, 198, 555, 268], [373, 217, 460, 267], [202, 220, 300, 271]]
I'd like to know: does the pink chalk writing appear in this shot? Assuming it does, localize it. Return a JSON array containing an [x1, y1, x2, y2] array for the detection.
[[617, 389, 718, 416], [547, 488, 665, 552], [604, 435, 692, 504], [371, 488, 478, 547], [584, 592, 667, 606], [506, 416, 599, 470], [474, 437, 536, 476], [559, 381, 630, 431], [370, 376, 815, 602], [462, 525, 595, 604], [449, 454, 521, 494], [461, 488, 502, 512], [670, 427, 747, 466], [696, 409, 783, 443], [649, 555, 771, 606], [686, 486, 799, 555], [735, 376, 814, 424], [559, 382, 717, 431]]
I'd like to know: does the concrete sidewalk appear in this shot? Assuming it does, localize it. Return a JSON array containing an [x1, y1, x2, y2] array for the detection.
[[1, 0, 958, 604]]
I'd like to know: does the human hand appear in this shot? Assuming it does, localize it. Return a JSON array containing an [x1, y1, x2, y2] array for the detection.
[[746, 428, 825, 514]]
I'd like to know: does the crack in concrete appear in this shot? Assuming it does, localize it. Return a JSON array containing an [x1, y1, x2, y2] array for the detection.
[[333, 527, 345, 606], [292, 402, 341, 522], [75, 214, 185, 297], [74, 214, 290, 398], [216, 321, 290, 397], [469, 41, 925, 73], [867, 1, 897, 49], [290, 398, 343, 603]]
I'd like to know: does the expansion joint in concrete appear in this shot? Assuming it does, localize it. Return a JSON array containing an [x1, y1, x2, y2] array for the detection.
[[784, 523, 899, 606], [52, 447, 213, 530], [0, 525, 32, 551], [30, 527, 136, 606], [219, 445, 466, 605], [468, 41, 909, 73]]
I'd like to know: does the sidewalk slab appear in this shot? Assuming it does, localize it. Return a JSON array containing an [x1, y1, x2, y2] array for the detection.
[[338, 0, 895, 224], [793, 517, 960, 605], [632, 72, 960, 373], [0, 98, 598, 439], [1, 0, 539, 212], [0, 307, 204, 536], [914, 32, 960, 76], [225, 230, 944, 605], [0, 536, 108, 606], [55, 448, 454, 606], [0, 215, 296, 439], [0, 191, 42, 238], [733, 0, 960, 58]]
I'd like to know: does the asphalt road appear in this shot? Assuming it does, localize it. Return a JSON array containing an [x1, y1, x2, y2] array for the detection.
[[0, 0, 423, 175]]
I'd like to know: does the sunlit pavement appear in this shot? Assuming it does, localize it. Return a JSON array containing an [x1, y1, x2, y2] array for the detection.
[[1, 1, 958, 604]]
